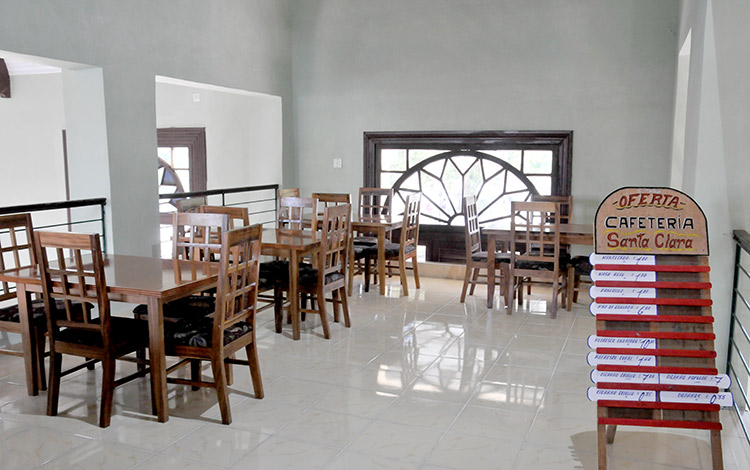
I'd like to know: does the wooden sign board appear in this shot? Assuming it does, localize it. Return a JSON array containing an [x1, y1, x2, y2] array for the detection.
[[594, 187, 708, 255]]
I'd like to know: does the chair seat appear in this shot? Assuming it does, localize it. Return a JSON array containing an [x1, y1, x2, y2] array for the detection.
[[352, 236, 378, 246], [165, 317, 253, 348], [352, 245, 371, 259], [471, 251, 512, 264], [297, 267, 345, 288], [362, 242, 416, 258], [56, 316, 149, 352], [569, 255, 593, 275], [0, 299, 90, 325], [133, 295, 215, 321]]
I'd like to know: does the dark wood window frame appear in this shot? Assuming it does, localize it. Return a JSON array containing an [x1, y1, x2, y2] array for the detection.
[[157, 127, 207, 192], [363, 130, 574, 263]]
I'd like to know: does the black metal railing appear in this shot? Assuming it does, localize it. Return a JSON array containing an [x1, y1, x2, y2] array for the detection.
[[157, 184, 279, 257], [0, 198, 108, 252], [728, 229, 750, 444]]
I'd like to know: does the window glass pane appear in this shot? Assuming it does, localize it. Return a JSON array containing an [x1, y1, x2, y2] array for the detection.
[[524, 150, 552, 174], [443, 161, 463, 214], [464, 163, 483, 198], [528, 176, 552, 195], [157, 147, 171, 160], [409, 149, 445, 168], [175, 170, 190, 191], [486, 150, 522, 170], [451, 155, 477, 174], [380, 172, 401, 189], [172, 147, 190, 168], [381, 149, 406, 171]]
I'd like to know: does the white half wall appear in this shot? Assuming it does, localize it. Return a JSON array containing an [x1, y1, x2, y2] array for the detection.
[[291, 0, 680, 222]]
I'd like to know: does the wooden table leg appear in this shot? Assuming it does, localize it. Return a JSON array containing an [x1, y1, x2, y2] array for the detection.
[[147, 298, 168, 422], [289, 249, 301, 340], [18, 284, 39, 396], [487, 235, 496, 308], [377, 227, 387, 296]]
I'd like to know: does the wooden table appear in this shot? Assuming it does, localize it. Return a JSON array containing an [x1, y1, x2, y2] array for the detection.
[[0, 254, 217, 422], [351, 217, 402, 295], [483, 223, 594, 309], [261, 228, 321, 340]]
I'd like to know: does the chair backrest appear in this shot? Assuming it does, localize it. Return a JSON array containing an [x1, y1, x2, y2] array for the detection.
[[0, 213, 36, 303], [212, 225, 262, 346], [277, 196, 318, 230], [176, 197, 206, 213], [200, 205, 249, 229], [510, 201, 561, 273], [400, 194, 421, 250], [317, 204, 351, 283], [358, 188, 393, 221], [172, 212, 228, 282], [312, 192, 351, 212], [278, 188, 300, 198], [35, 232, 107, 347], [463, 196, 482, 258], [530, 194, 573, 224]]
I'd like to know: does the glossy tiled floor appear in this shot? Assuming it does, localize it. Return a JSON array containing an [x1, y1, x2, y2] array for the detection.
[[1, 277, 749, 469]]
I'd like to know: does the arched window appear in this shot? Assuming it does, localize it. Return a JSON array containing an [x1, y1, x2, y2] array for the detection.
[[364, 131, 572, 262]]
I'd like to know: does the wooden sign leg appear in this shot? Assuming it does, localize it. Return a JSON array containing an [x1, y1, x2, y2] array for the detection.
[[606, 424, 617, 444], [710, 429, 724, 470], [598, 423, 608, 470]]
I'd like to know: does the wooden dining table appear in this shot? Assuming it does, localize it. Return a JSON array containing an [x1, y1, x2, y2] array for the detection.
[[0, 254, 218, 422], [261, 228, 321, 340], [483, 223, 594, 309], [351, 216, 403, 295]]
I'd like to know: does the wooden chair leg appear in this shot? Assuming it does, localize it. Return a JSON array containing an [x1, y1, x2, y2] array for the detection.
[[550, 278, 558, 319], [136, 348, 147, 373], [567, 266, 575, 311], [469, 267, 480, 295], [47, 351, 62, 417], [573, 276, 581, 303], [211, 356, 231, 425], [35, 329, 47, 391], [191, 359, 201, 391], [274, 287, 283, 333], [317, 289, 330, 339], [339, 286, 351, 327], [460, 265, 473, 302], [364, 258, 371, 292], [332, 289, 341, 323], [399, 257, 409, 297], [245, 343, 264, 399], [99, 357, 115, 428], [412, 257, 420, 289]]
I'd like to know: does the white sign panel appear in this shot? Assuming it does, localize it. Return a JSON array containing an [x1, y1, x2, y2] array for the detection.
[[591, 270, 657, 282], [587, 336, 656, 350], [587, 352, 657, 367], [587, 387, 657, 402], [591, 370, 659, 385], [590, 286, 656, 299], [659, 391, 734, 407], [589, 303, 658, 316], [590, 254, 656, 266]]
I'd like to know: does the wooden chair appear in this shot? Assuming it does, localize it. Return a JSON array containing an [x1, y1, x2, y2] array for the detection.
[[277, 196, 318, 231], [279, 204, 351, 339], [36, 231, 151, 428], [199, 205, 249, 229], [176, 197, 206, 213], [348, 188, 394, 292], [460, 196, 511, 305], [365, 193, 421, 296], [527, 195, 574, 298], [163, 225, 264, 425], [0, 214, 47, 391], [277, 188, 300, 225], [509, 201, 567, 318]]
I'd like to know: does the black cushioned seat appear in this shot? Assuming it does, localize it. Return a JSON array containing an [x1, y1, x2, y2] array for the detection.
[[352, 236, 378, 246], [56, 316, 149, 351], [569, 255, 593, 275], [360, 242, 416, 258], [471, 251, 512, 264], [0, 299, 89, 324], [133, 295, 215, 321], [165, 317, 253, 348]]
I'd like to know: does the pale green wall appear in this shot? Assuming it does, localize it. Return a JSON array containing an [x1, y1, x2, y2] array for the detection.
[[291, 0, 680, 222]]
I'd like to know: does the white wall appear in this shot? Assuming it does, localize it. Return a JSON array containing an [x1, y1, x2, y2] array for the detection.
[[0, 73, 66, 207], [0, 0, 293, 256], [291, 0, 680, 222], [155, 81, 282, 191], [676, 0, 750, 371]]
